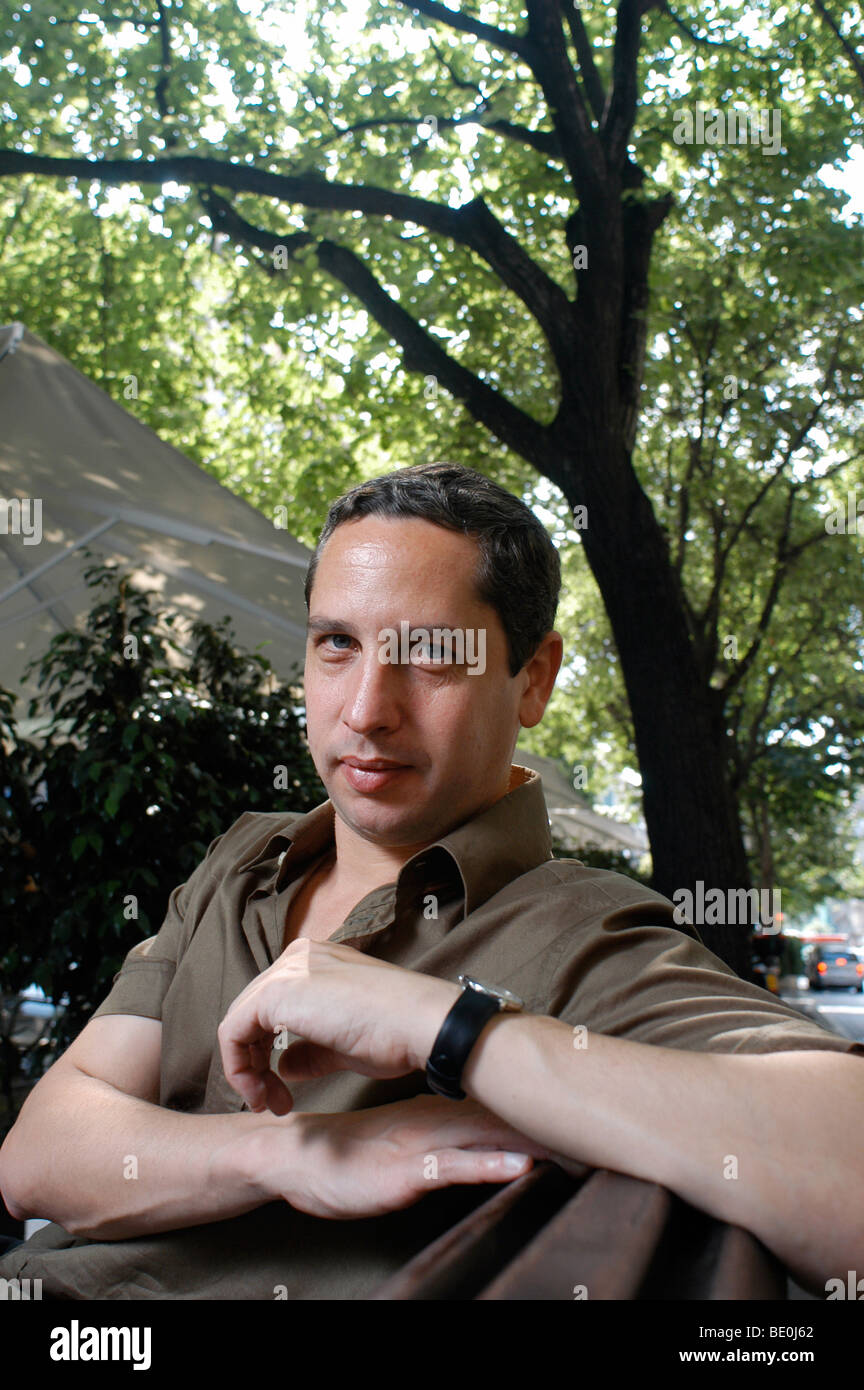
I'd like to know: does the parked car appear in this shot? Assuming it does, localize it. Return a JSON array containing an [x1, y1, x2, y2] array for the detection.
[[807, 945, 864, 992], [0, 985, 64, 1075]]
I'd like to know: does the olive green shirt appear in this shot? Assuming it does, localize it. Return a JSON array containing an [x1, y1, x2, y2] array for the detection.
[[2, 766, 861, 1299]]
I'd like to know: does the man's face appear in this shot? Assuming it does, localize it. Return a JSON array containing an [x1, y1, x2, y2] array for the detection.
[[304, 515, 531, 848]]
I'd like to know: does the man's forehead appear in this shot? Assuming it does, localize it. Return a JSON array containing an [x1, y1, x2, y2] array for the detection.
[[314, 519, 484, 594], [318, 514, 479, 559]]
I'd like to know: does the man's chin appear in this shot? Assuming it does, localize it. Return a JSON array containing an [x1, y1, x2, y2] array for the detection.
[[327, 786, 440, 848]]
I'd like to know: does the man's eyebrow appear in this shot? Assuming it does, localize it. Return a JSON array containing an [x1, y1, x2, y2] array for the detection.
[[307, 618, 475, 633], [306, 617, 359, 636]]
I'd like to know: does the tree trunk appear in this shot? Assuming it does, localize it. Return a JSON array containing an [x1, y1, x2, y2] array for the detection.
[[550, 430, 752, 978]]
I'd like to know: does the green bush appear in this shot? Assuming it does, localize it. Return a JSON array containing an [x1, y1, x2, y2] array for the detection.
[[0, 560, 324, 1117]]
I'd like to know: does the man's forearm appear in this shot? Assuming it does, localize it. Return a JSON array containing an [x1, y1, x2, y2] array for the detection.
[[460, 1013, 864, 1291], [0, 1067, 289, 1241]]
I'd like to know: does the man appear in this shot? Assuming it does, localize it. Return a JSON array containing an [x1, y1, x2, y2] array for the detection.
[[0, 462, 861, 1300]]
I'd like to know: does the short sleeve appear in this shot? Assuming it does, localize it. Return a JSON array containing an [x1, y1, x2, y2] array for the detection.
[[90, 829, 228, 1023], [544, 884, 864, 1060]]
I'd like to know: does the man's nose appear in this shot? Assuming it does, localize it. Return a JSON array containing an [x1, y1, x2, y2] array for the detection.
[[341, 645, 405, 735]]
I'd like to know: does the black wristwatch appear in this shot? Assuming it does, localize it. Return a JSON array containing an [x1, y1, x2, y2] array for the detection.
[[425, 975, 524, 1100]]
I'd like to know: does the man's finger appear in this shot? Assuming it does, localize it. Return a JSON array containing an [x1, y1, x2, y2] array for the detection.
[[219, 1004, 280, 1090], [420, 1148, 533, 1190], [406, 1100, 552, 1159], [241, 1067, 295, 1116], [276, 1039, 352, 1083], [220, 1025, 296, 1113]]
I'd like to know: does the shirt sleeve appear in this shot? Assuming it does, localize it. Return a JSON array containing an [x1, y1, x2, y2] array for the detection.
[[90, 829, 229, 1023], [544, 882, 864, 1060]]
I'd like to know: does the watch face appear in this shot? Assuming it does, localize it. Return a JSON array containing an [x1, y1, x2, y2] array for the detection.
[[458, 975, 524, 1010]]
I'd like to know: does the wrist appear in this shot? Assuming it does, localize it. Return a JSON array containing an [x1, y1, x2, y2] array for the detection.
[[210, 1111, 298, 1208], [460, 1010, 525, 1095], [410, 977, 463, 1072]]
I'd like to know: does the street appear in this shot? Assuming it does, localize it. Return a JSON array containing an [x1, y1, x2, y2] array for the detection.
[[779, 978, 864, 1046]]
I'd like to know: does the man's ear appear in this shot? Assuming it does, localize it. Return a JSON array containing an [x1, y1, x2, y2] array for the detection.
[[519, 631, 564, 729]]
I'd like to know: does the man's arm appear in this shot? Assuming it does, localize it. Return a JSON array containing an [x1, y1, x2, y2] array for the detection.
[[0, 1014, 287, 1240], [0, 1013, 546, 1241], [455, 1011, 864, 1295], [215, 939, 864, 1293]]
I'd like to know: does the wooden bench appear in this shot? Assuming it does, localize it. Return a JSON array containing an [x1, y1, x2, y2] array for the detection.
[[368, 1161, 790, 1300], [2, 1163, 795, 1299]]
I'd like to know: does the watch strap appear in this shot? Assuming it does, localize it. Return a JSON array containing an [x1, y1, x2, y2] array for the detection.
[[426, 988, 502, 1100]]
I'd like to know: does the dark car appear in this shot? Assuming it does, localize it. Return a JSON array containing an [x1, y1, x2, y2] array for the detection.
[[807, 945, 864, 992]]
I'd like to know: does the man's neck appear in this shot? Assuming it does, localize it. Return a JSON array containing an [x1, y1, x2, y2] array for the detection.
[[322, 764, 522, 903], [324, 821, 430, 903]]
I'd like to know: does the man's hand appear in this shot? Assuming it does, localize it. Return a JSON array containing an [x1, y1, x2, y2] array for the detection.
[[231, 1093, 551, 1220], [218, 940, 461, 1114]]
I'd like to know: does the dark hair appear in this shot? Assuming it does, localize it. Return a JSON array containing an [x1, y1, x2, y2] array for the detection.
[[304, 463, 560, 675]]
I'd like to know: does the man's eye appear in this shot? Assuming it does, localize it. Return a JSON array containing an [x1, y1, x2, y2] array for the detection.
[[415, 642, 454, 663], [320, 633, 353, 651]]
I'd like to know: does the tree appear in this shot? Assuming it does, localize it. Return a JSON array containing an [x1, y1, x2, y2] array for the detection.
[[2, 0, 863, 974]]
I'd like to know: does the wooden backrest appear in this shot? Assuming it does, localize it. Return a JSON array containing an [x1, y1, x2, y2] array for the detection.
[[368, 1162, 787, 1300]]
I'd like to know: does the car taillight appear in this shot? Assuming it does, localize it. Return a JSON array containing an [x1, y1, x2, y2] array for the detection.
[[817, 962, 827, 973], [836, 957, 847, 966], [857, 964, 864, 976]]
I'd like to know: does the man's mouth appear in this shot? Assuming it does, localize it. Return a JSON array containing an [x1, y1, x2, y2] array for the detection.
[[339, 757, 412, 792]]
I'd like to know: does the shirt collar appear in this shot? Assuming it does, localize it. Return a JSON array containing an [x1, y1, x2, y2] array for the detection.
[[398, 764, 553, 918], [236, 764, 553, 920]]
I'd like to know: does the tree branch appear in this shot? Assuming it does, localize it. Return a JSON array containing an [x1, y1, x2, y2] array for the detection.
[[722, 486, 801, 695], [564, 3, 607, 122], [427, 37, 488, 94], [0, 149, 573, 358], [700, 335, 845, 635], [523, 0, 605, 195], [658, 1, 751, 53], [49, 13, 151, 26], [700, 461, 790, 629], [312, 112, 562, 160], [200, 190, 551, 467], [154, 0, 172, 123], [810, 0, 864, 93], [602, 0, 665, 168], [395, 0, 530, 59], [737, 663, 785, 781], [737, 604, 837, 779]]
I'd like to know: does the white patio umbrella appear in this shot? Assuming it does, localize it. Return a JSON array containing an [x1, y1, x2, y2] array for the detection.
[[0, 323, 312, 723]]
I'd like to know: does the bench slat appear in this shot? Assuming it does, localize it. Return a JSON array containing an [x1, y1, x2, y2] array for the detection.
[[690, 1222, 787, 1299], [368, 1163, 790, 1300], [477, 1169, 671, 1299], [367, 1162, 577, 1300]]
